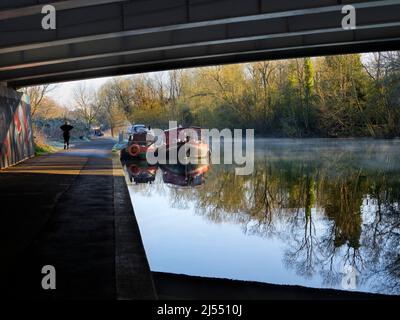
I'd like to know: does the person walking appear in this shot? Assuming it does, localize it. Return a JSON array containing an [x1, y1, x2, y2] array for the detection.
[[60, 121, 74, 150]]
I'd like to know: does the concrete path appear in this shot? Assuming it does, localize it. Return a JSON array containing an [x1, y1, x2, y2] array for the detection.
[[0, 138, 156, 300]]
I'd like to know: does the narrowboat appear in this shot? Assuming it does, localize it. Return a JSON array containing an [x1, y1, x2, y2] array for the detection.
[[157, 126, 210, 163], [120, 125, 156, 160]]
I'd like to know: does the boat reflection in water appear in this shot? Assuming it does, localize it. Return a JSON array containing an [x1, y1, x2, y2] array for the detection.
[[122, 159, 209, 188], [123, 160, 158, 184], [161, 163, 209, 187]]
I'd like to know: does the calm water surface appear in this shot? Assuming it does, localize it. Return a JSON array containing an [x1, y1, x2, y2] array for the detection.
[[125, 139, 400, 295]]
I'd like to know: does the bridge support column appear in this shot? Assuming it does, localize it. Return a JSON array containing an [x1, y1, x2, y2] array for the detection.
[[0, 86, 34, 169]]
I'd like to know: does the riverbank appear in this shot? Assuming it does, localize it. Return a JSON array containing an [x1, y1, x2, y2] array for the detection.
[[152, 272, 397, 300]]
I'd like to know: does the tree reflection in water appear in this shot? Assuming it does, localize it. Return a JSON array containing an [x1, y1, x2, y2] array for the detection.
[[160, 140, 400, 294]]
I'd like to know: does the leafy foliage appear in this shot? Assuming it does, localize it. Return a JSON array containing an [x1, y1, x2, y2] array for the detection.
[[95, 53, 400, 137]]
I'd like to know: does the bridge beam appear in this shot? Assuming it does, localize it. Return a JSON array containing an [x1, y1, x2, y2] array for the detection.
[[1, 0, 400, 87]]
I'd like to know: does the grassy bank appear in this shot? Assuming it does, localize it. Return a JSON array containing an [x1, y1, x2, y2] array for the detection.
[[34, 142, 57, 156]]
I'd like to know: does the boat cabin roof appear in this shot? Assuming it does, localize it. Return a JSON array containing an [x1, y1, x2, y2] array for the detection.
[[164, 126, 201, 133]]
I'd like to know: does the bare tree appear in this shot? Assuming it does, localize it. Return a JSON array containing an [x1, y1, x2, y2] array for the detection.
[[72, 84, 101, 133], [110, 77, 134, 120], [34, 97, 64, 119], [97, 81, 127, 137], [22, 84, 57, 118]]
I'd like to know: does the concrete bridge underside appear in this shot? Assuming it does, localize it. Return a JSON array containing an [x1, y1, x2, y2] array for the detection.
[[1, 0, 400, 87]]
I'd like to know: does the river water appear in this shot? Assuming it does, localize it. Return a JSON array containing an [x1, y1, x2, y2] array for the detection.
[[125, 138, 400, 295]]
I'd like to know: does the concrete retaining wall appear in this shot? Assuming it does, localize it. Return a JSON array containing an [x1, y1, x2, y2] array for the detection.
[[0, 86, 34, 169]]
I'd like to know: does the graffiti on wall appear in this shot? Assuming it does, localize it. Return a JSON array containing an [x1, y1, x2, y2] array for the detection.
[[0, 88, 34, 169]]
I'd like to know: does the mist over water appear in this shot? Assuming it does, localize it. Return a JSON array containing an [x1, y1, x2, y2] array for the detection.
[[126, 138, 400, 295]]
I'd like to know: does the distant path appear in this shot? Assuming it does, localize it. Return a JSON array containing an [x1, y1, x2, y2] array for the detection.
[[0, 138, 156, 299]]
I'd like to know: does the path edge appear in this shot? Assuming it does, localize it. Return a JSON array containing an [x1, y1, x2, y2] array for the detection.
[[112, 153, 157, 300]]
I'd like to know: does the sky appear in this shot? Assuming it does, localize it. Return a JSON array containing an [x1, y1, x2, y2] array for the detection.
[[47, 76, 111, 108], [47, 71, 167, 109]]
